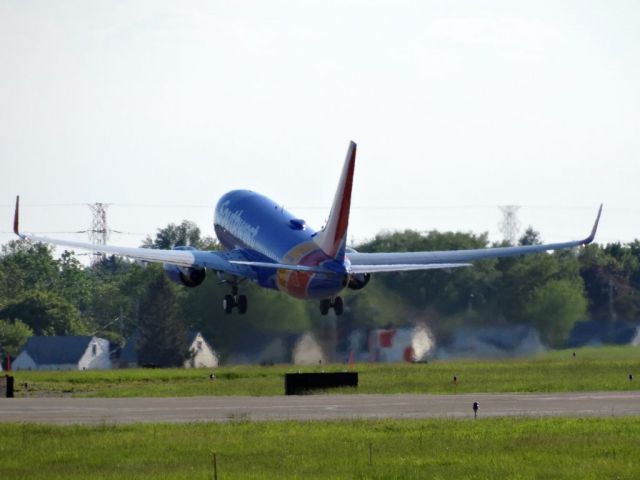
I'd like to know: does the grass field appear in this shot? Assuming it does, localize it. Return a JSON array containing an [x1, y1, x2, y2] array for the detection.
[[9, 346, 640, 398], [1, 417, 639, 479]]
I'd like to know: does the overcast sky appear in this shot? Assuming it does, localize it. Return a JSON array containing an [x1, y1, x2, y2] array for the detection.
[[1, 1, 639, 254]]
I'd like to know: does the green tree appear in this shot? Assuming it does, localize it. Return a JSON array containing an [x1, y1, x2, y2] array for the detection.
[[137, 267, 188, 367], [142, 221, 220, 250], [181, 276, 312, 361], [578, 245, 627, 319], [86, 257, 150, 346], [519, 227, 542, 246], [494, 249, 582, 325], [0, 241, 59, 299], [335, 278, 410, 331], [57, 251, 93, 312], [524, 279, 588, 347], [577, 243, 640, 321], [0, 319, 33, 357], [357, 230, 492, 311], [0, 291, 87, 336]]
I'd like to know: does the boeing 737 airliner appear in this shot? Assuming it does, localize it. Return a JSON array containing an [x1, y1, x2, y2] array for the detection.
[[13, 142, 602, 315]]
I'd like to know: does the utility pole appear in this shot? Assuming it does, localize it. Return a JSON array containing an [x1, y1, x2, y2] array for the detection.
[[498, 205, 521, 245], [88, 203, 110, 265], [608, 278, 617, 322], [608, 277, 617, 343]]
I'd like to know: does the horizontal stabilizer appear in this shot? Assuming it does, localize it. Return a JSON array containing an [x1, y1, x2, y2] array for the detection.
[[229, 260, 333, 273], [348, 263, 471, 274]]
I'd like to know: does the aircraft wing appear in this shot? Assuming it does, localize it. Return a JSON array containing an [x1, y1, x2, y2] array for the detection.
[[12, 196, 256, 276], [347, 204, 603, 273], [18, 229, 252, 271], [12, 196, 339, 276]]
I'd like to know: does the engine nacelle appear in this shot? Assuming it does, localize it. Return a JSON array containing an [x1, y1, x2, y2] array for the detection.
[[163, 264, 206, 288], [347, 273, 371, 290]]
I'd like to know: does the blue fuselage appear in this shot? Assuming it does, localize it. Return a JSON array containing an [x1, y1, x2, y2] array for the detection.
[[213, 190, 349, 299]]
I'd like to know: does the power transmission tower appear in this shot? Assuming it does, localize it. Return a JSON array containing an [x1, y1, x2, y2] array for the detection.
[[498, 205, 520, 245], [88, 203, 110, 264]]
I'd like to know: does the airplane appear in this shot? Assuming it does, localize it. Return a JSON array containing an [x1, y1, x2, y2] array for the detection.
[[13, 141, 602, 316]]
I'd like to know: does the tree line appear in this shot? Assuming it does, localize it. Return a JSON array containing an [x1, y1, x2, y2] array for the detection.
[[1, 220, 639, 365]]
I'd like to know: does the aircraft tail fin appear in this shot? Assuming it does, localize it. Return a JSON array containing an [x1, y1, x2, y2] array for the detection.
[[315, 141, 356, 262]]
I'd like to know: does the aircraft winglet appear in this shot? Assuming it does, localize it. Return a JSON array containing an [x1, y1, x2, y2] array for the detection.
[[13, 195, 22, 238], [583, 203, 603, 244]]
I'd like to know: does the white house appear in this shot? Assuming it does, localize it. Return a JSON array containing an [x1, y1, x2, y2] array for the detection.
[[435, 325, 544, 359], [184, 332, 219, 368], [12, 336, 112, 371], [119, 331, 218, 368], [368, 326, 435, 363]]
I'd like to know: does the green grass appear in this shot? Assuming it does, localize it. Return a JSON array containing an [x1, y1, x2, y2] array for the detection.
[[1, 417, 639, 479], [9, 345, 640, 397]]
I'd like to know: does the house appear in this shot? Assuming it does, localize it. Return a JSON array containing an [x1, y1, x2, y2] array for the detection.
[[119, 331, 218, 368], [566, 319, 639, 347], [224, 333, 301, 364], [184, 332, 218, 368], [12, 336, 112, 371], [368, 326, 435, 363], [435, 325, 544, 359]]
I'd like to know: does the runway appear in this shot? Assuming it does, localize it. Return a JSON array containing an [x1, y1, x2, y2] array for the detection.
[[1, 391, 640, 424]]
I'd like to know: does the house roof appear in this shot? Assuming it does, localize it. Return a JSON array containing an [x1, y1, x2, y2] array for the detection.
[[21, 336, 98, 365], [187, 331, 218, 352], [188, 331, 198, 345]]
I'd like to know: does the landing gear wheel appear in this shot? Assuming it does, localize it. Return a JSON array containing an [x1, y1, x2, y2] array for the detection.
[[319, 297, 344, 316], [333, 296, 344, 315], [319, 299, 331, 316], [238, 295, 248, 314], [223, 294, 234, 314]]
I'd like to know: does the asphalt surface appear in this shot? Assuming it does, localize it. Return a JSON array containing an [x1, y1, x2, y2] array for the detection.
[[1, 391, 640, 424]]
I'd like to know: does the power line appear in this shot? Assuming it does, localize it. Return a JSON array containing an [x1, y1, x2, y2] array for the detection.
[[0, 202, 637, 214], [0, 230, 146, 235]]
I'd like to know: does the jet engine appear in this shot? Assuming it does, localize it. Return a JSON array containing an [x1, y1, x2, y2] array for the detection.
[[163, 264, 206, 288], [347, 273, 371, 290]]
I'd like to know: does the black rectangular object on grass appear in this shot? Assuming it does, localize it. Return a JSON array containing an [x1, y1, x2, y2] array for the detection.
[[3, 375, 13, 398], [285, 372, 358, 395]]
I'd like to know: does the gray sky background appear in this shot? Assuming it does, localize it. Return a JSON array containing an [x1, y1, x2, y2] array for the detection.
[[1, 1, 639, 254]]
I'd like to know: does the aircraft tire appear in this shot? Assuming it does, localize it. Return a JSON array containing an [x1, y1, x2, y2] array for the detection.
[[319, 299, 331, 316], [238, 295, 248, 314], [223, 294, 234, 314], [333, 296, 344, 315]]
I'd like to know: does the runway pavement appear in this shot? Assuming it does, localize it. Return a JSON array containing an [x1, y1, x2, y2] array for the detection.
[[1, 391, 640, 424]]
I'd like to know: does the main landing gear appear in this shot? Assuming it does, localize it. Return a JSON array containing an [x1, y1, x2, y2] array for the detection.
[[319, 296, 343, 316], [223, 285, 248, 315]]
